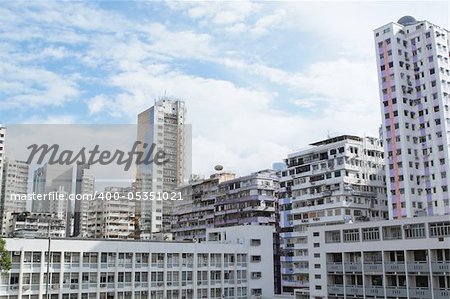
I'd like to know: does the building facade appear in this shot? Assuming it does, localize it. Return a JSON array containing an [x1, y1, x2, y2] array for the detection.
[[0, 159, 29, 236], [32, 163, 73, 236], [374, 16, 450, 218], [7, 212, 66, 238], [278, 135, 388, 293], [87, 187, 135, 239], [136, 98, 190, 239], [172, 169, 281, 293], [172, 171, 236, 241], [2, 226, 274, 299], [306, 215, 450, 299], [0, 126, 5, 207], [214, 170, 279, 229]]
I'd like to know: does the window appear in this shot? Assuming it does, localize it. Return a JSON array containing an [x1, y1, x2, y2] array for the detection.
[[383, 226, 402, 240], [250, 239, 261, 246], [404, 223, 426, 239], [325, 230, 341, 243], [251, 255, 261, 262], [362, 227, 380, 241], [429, 222, 450, 237], [343, 229, 360, 242]]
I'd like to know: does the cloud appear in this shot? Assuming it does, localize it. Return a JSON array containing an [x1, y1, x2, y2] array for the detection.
[[21, 114, 78, 124], [168, 0, 260, 27], [2, 0, 448, 177], [0, 61, 80, 108]]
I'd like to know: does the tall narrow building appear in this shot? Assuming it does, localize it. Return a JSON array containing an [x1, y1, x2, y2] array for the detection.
[[278, 135, 388, 293], [87, 186, 135, 239], [73, 164, 95, 237], [136, 98, 190, 239], [0, 159, 29, 236], [0, 126, 5, 206], [32, 163, 73, 236], [374, 16, 450, 218]]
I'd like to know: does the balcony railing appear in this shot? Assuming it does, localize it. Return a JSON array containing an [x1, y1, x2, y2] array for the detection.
[[326, 262, 343, 272], [365, 286, 384, 296], [407, 261, 430, 272], [344, 262, 362, 272], [434, 288, 450, 299], [385, 286, 407, 297], [409, 287, 432, 298], [345, 285, 364, 296], [363, 262, 383, 273], [431, 261, 450, 273], [327, 284, 344, 294], [384, 261, 405, 272]]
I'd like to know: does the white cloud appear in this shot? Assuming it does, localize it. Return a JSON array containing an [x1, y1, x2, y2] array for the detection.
[[0, 61, 79, 108], [22, 114, 77, 124], [2, 0, 448, 177]]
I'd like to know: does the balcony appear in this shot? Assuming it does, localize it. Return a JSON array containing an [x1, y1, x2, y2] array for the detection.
[[431, 261, 450, 273], [282, 280, 308, 288], [344, 262, 362, 272], [327, 284, 344, 294], [345, 285, 364, 296], [326, 262, 343, 272], [385, 286, 407, 297], [363, 263, 383, 273], [409, 287, 432, 298], [365, 286, 384, 296], [384, 262, 405, 272], [407, 261, 430, 272], [434, 289, 450, 299]]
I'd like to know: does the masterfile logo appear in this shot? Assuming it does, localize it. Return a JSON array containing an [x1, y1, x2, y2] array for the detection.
[[26, 141, 169, 171], [4, 124, 192, 191]]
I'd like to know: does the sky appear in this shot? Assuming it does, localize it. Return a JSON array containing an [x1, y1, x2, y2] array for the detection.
[[1, 0, 449, 177]]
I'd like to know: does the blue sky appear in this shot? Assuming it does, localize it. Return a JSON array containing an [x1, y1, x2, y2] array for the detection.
[[1, 0, 449, 175]]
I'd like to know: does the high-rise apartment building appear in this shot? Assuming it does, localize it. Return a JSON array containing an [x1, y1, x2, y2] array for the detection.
[[32, 163, 74, 236], [374, 16, 450, 218], [136, 98, 190, 239], [278, 135, 388, 293], [0, 126, 5, 206], [87, 186, 135, 239], [0, 159, 29, 236], [172, 171, 236, 241], [73, 164, 95, 237]]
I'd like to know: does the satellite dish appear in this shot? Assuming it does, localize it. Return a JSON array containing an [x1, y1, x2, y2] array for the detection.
[[214, 165, 223, 171]]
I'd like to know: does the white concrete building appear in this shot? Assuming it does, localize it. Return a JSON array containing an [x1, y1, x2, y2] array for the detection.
[[306, 215, 450, 299], [374, 16, 450, 218], [278, 135, 388, 293], [0, 159, 29, 236], [1, 225, 274, 299], [0, 126, 5, 211], [79, 173, 95, 237], [32, 163, 73, 237], [136, 98, 190, 239], [87, 186, 135, 239]]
